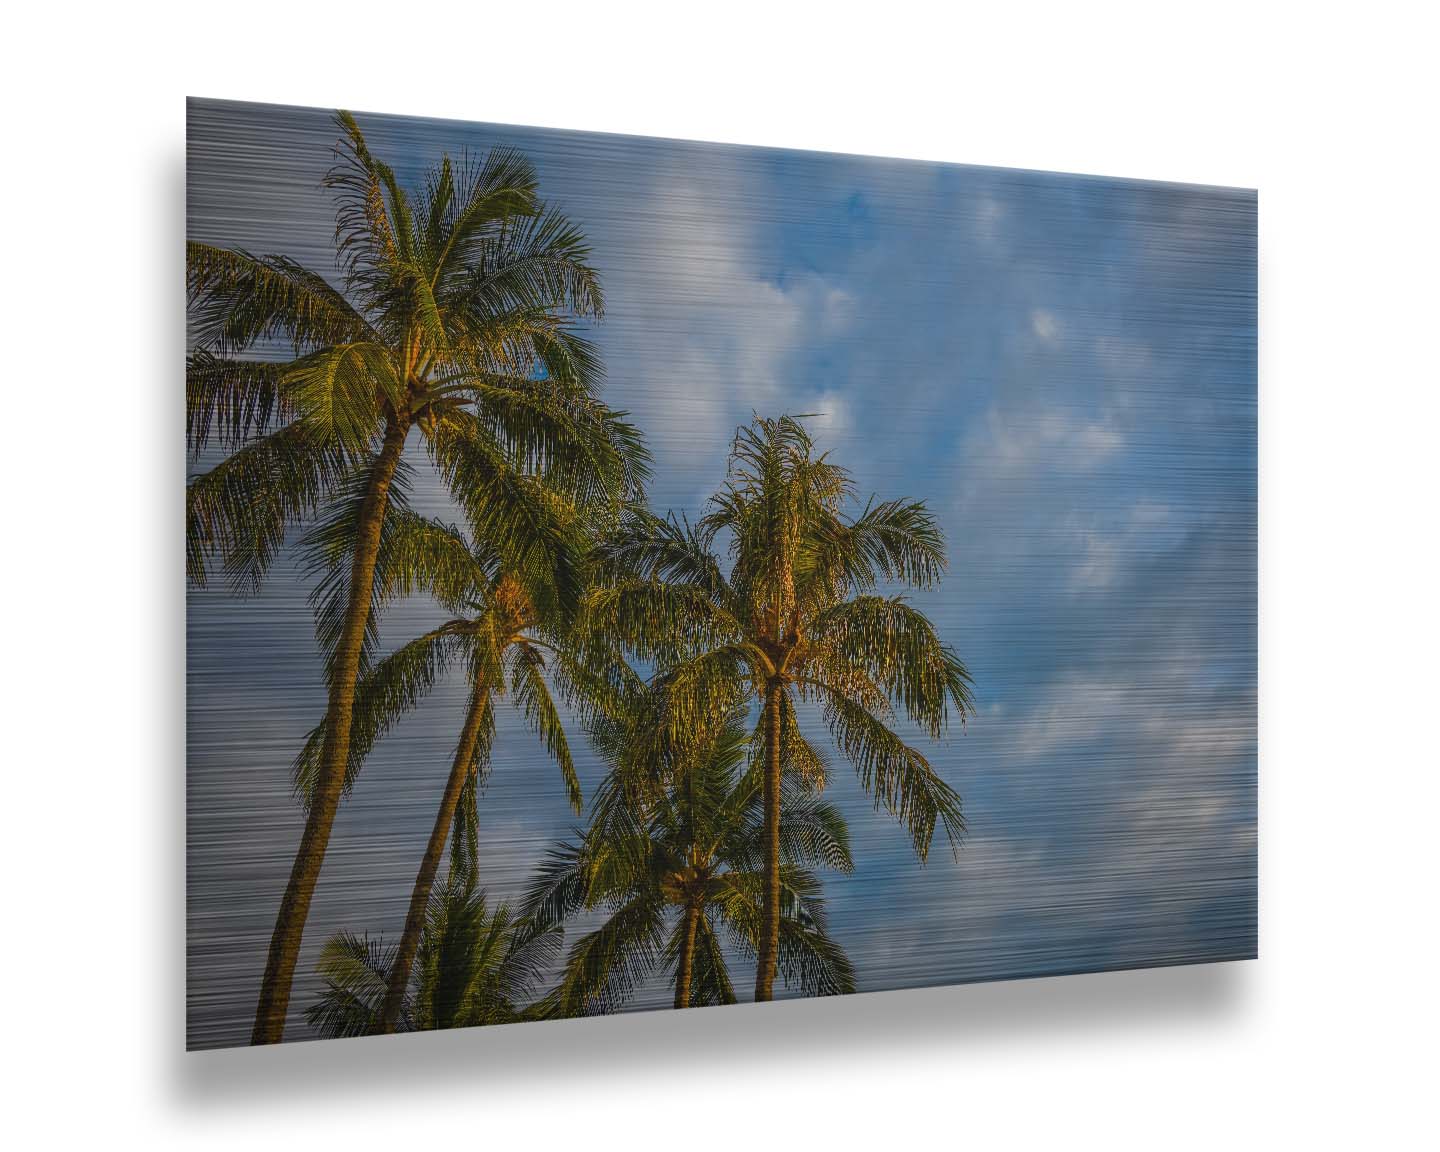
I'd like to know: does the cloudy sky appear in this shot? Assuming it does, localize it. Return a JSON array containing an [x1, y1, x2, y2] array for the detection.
[[187, 99, 1256, 1049]]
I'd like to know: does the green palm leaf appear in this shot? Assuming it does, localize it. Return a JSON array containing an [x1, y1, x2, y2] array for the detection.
[[290, 624, 475, 809], [305, 932, 402, 1038], [815, 685, 966, 860], [508, 641, 582, 812], [185, 422, 353, 592], [186, 350, 294, 456], [186, 243, 374, 353]]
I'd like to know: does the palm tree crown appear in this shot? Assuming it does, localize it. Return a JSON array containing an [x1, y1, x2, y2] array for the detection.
[[188, 110, 645, 600], [525, 704, 856, 1013], [580, 414, 972, 1000]]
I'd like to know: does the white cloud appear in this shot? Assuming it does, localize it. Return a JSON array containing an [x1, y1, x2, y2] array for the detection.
[[956, 406, 1125, 518], [1011, 675, 1138, 760], [974, 193, 1007, 253], [1030, 308, 1061, 345], [601, 165, 855, 509], [1070, 501, 1174, 590], [806, 389, 853, 442]]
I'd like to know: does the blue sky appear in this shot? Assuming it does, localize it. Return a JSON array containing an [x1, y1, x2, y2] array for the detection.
[[187, 99, 1256, 1048]]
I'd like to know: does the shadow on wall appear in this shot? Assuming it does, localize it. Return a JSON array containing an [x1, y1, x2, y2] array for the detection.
[[169, 959, 1253, 1110]]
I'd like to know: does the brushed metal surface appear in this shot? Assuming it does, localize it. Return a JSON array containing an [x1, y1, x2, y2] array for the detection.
[[187, 98, 1256, 1050]]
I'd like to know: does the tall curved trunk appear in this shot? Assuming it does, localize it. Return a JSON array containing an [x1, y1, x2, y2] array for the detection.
[[377, 682, 490, 1034], [251, 416, 409, 1045], [674, 900, 702, 1009], [753, 680, 783, 1002]]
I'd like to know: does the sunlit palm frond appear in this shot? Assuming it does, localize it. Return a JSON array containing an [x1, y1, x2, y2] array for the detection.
[[465, 375, 649, 513], [281, 342, 401, 447], [808, 594, 975, 736], [426, 145, 538, 290], [730, 790, 853, 876], [753, 688, 831, 790], [325, 111, 408, 291], [509, 641, 582, 812], [815, 686, 966, 860], [590, 509, 736, 608], [428, 411, 590, 617], [652, 646, 757, 753], [442, 204, 604, 330], [579, 582, 742, 670], [800, 496, 948, 604], [373, 510, 493, 614], [186, 242, 374, 354]]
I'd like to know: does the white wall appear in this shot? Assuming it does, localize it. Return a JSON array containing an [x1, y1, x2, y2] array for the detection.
[[4, 1, 1435, 1146]]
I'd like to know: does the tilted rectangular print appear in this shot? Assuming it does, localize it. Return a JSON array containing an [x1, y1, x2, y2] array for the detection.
[[186, 98, 1256, 1049]]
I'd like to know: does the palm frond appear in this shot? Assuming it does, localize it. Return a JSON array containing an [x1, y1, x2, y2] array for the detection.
[[373, 510, 492, 615], [731, 789, 854, 876], [545, 894, 666, 1017], [801, 496, 948, 604], [291, 624, 472, 808], [186, 242, 374, 353], [496, 915, 565, 1009], [687, 911, 737, 1007], [428, 411, 589, 618], [441, 203, 604, 327], [508, 641, 582, 812], [520, 839, 591, 932], [298, 457, 418, 685], [282, 342, 401, 447], [579, 582, 743, 670], [815, 686, 966, 861], [305, 932, 399, 1039], [449, 769, 482, 886], [428, 146, 539, 288], [463, 375, 650, 511], [776, 901, 857, 997], [764, 687, 831, 789], [325, 111, 406, 289], [590, 509, 736, 608], [186, 350, 295, 456], [808, 594, 975, 736], [186, 422, 353, 592]]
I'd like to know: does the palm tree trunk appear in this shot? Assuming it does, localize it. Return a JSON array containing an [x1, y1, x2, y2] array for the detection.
[[377, 682, 490, 1034], [754, 680, 783, 1002], [674, 900, 702, 1009], [251, 416, 409, 1045]]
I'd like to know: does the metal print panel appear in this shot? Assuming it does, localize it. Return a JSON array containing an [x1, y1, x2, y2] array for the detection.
[[186, 98, 1257, 1050]]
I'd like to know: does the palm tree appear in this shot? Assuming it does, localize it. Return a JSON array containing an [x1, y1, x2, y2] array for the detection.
[[186, 110, 647, 1043], [525, 707, 856, 1013], [581, 414, 972, 1001], [306, 877, 559, 1038], [292, 508, 582, 1035]]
